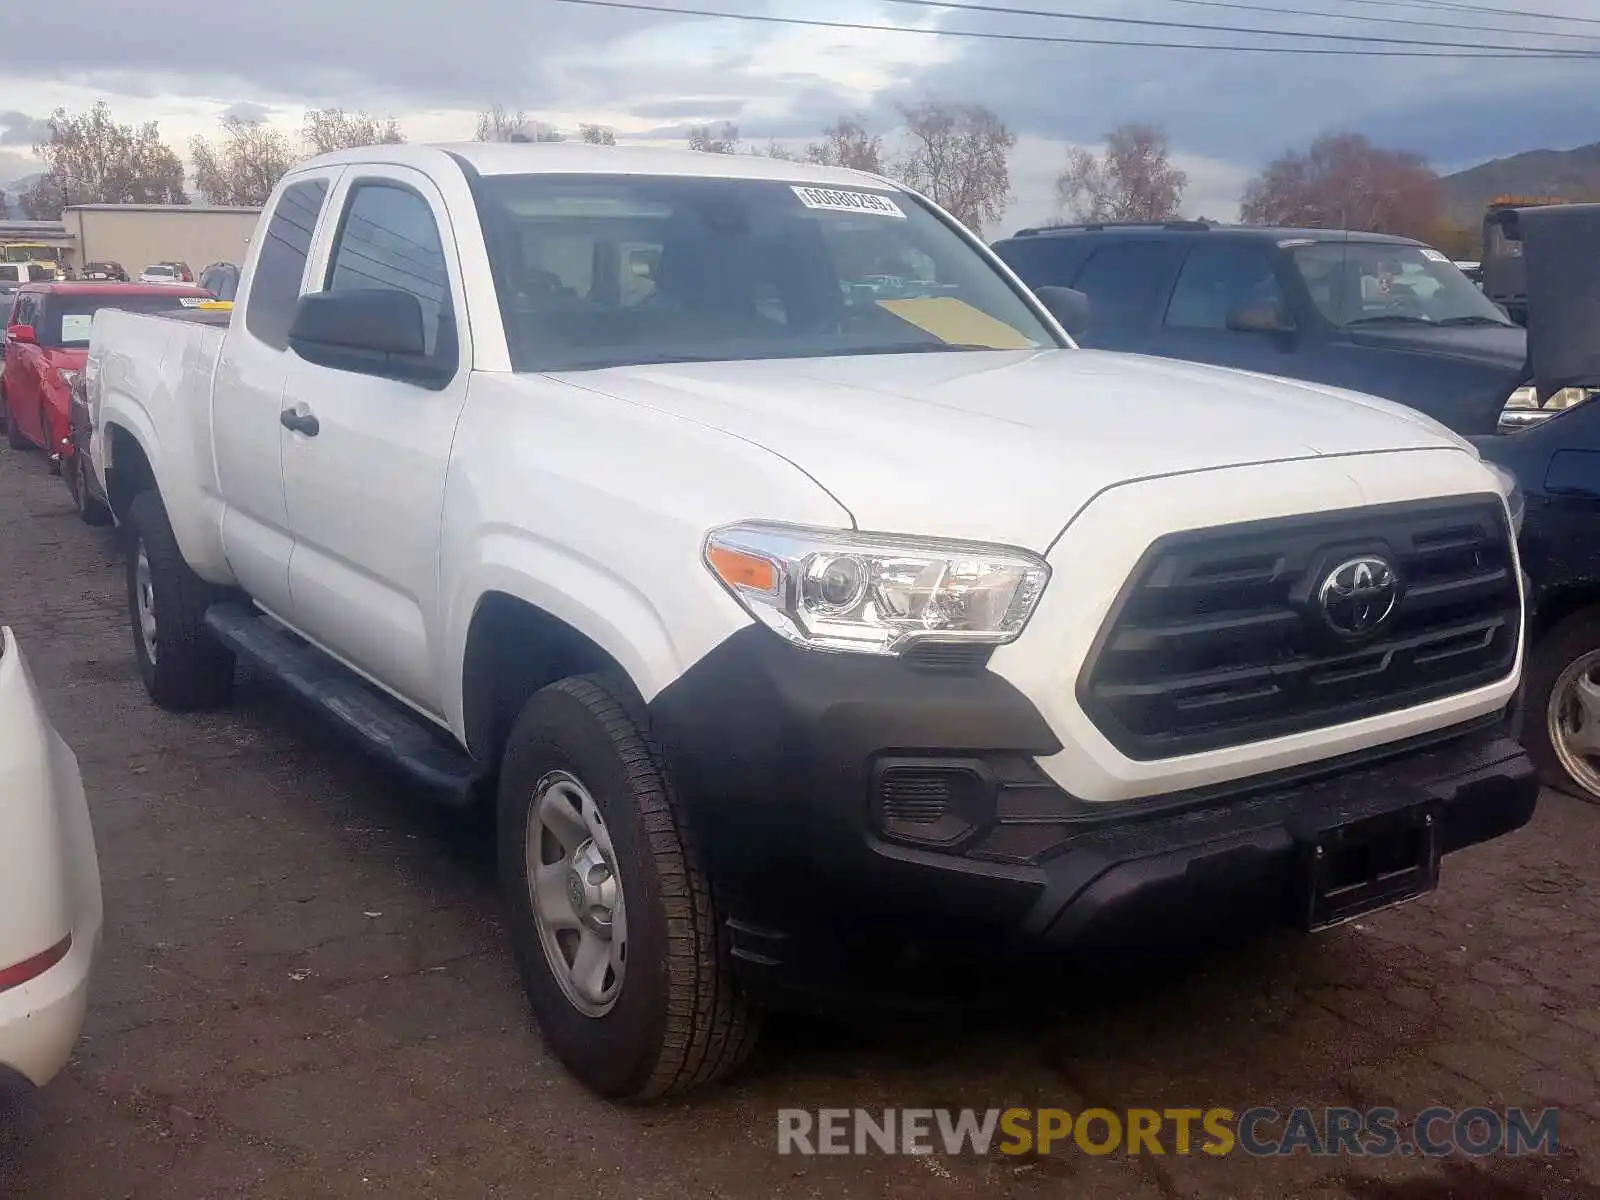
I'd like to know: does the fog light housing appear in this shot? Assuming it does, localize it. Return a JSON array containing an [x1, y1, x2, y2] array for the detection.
[[871, 760, 993, 849]]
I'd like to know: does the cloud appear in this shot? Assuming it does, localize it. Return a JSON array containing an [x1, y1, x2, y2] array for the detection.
[[220, 100, 273, 124], [0, 111, 48, 147], [886, 0, 1600, 185]]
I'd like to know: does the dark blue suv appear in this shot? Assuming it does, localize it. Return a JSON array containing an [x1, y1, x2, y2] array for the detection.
[[991, 221, 1529, 436]]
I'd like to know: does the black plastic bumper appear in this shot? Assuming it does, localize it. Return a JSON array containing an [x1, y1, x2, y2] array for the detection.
[[648, 628, 1538, 990]]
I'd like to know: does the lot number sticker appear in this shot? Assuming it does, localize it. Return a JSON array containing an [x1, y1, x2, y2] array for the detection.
[[1419, 247, 1449, 263], [792, 186, 906, 218]]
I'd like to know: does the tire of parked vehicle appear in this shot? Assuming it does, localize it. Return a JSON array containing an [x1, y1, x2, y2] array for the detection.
[[41, 405, 60, 475], [1524, 608, 1600, 806], [65, 454, 113, 526], [497, 673, 760, 1101], [1, 385, 27, 451], [124, 490, 235, 711]]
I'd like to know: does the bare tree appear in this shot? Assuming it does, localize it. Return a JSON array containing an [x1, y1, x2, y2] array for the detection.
[[893, 101, 1015, 232], [190, 116, 296, 206], [804, 116, 885, 174], [0, 190, 8, 218], [475, 104, 530, 142], [754, 139, 797, 161], [22, 102, 188, 219], [1056, 123, 1186, 223], [302, 107, 406, 155], [1240, 132, 1443, 241], [579, 123, 616, 146], [686, 122, 740, 154]]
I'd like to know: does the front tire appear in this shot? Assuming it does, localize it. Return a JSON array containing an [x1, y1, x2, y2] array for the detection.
[[66, 454, 112, 525], [497, 674, 759, 1100], [125, 490, 235, 710], [1524, 608, 1600, 805]]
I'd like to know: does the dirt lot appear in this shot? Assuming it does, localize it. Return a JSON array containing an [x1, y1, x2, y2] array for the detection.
[[0, 442, 1598, 1199]]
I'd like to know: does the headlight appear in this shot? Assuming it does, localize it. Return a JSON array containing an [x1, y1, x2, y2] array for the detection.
[[1484, 461, 1524, 536], [703, 522, 1050, 655]]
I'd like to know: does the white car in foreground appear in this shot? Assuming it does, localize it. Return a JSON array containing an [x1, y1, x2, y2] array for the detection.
[[0, 626, 101, 1091]]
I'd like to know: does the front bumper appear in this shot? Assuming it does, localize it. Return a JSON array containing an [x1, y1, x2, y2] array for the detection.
[[0, 628, 103, 1087], [649, 628, 1536, 993]]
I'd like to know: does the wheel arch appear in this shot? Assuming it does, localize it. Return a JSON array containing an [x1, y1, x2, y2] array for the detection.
[[459, 591, 634, 768]]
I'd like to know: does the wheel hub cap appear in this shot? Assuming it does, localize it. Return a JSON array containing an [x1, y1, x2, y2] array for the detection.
[[1550, 650, 1600, 799], [134, 541, 158, 664], [527, 771, 627, 1017]]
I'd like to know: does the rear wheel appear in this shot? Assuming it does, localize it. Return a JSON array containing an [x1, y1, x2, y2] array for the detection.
[[497, 674, 759, 1100], [125, 490, 235, 710]]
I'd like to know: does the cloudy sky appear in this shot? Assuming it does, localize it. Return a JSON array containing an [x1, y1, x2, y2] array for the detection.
[[1, 0, 1598, 232]]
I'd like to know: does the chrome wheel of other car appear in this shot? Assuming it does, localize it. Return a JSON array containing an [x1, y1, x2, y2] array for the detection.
[[1548, 648, 1600, 801], [528, 769, 627, 1018], [134, 541, 159, 665]]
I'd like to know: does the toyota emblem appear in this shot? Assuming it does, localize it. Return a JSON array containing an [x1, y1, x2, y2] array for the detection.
[[1317, 555, 1400, 638]]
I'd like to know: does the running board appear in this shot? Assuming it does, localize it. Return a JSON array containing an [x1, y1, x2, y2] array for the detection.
[[203, 603, 484, 806]]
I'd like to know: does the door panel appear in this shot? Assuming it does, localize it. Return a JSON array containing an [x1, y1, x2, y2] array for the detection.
[[281, 170, 470, 716], [214, 174, 336, 613]]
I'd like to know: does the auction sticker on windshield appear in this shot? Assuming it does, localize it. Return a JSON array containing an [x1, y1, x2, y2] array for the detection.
[[792, 186, 906, 218]]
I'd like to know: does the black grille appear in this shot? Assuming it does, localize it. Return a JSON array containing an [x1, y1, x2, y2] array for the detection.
[[1078, 497, 1520, 760]]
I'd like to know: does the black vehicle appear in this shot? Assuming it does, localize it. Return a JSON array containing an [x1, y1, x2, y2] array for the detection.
[[81, 260, 129, 283], [1475, 202, 1600, 803], [991, 221, 1529, 437], [197, 261, 239, 301]]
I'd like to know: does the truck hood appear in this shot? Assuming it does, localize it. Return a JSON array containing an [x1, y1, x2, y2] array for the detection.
[[549, 348, 1473, 550], [1343, 321, 1526, 371]]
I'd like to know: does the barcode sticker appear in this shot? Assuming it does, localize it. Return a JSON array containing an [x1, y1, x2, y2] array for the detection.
[[1419, 248, 1449, 263], [792, 186, 906, 218]]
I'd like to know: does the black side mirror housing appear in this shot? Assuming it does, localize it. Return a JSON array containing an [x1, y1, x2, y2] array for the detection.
[[288, 289, 450, 386], [1226, 301, 1294, 335], [1034, 285, 1091, 341]]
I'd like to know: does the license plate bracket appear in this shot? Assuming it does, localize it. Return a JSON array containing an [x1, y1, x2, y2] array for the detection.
[[1301, 805, 1440, 931]]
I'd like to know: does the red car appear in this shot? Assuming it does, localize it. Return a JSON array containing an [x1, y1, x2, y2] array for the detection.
[[2, 282, 212, 473]]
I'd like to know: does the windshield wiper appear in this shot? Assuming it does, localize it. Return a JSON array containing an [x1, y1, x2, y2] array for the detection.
[[1436, 315, 1513, 327], [1344, 314, 1434, 326]]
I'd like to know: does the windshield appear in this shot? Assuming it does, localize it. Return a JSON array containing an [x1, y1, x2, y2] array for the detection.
[[44, 294, 205, 347], [471, 173, 1059, 372], [1, 245, 58, 264], [143, 265, 174, 277], [1291, 242, 1514, 328]]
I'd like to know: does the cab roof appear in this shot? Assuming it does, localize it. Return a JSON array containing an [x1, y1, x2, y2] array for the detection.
[[1002, 221, 1424, 247], [295, 140, 902, 193]]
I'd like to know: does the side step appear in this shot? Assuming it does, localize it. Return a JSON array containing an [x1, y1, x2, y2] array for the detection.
[[203, 602, 485, 806]]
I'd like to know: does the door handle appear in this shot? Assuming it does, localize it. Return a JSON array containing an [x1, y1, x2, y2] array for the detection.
[[280, 407, 320, 436]]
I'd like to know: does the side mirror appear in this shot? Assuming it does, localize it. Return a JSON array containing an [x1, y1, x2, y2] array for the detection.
[[1226, 302, 1294, 335], [288, 290, 448, 385], [1034, 285, 1090, 341], [6, 324, 35, 344]]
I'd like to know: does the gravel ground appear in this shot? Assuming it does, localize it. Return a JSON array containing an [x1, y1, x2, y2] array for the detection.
[[0, 438, 1597, 1199]]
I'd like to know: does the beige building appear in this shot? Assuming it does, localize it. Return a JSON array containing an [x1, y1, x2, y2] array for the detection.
[[59, 204, 261, 275]]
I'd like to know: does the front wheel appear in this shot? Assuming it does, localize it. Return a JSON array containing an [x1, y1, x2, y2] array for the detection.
[[497, 674, 759, 1100], [65, 453, 112, 526], [124, 490, 235, 710], [1525, 608, 1600, 805], [41, 405, 60, 475]]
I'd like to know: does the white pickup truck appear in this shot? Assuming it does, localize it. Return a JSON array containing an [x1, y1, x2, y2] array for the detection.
[[85, 142, 1537, 1100]]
